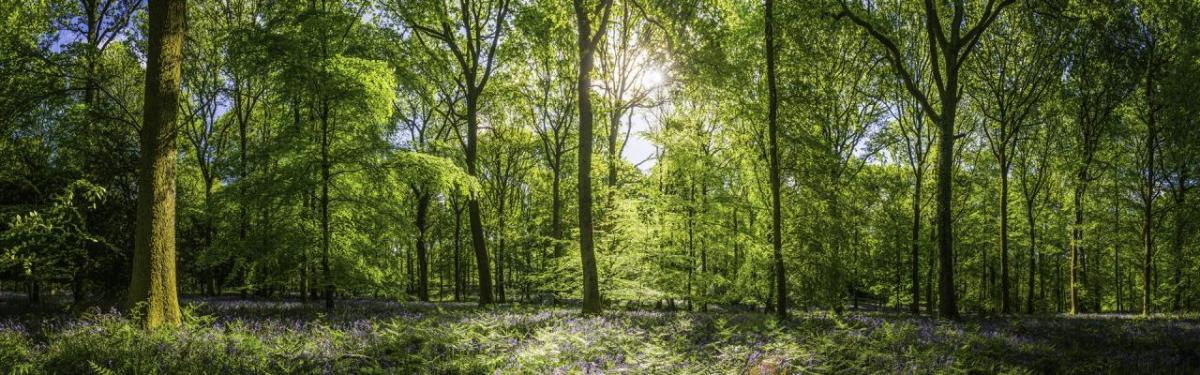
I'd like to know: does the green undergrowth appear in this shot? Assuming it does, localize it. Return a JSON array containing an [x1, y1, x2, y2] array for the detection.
[[1, 302, 1197, 374]]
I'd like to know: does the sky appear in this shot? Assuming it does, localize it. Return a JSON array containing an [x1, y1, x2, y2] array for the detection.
[[622, 108, 659, 173], [616, 66, 667, 173]]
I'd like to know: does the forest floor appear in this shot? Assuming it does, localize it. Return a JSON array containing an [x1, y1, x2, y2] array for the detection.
[[1, 297, 1198, 374]]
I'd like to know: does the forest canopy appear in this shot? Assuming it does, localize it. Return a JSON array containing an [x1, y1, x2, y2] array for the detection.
[[2, 0, 1200, 327]]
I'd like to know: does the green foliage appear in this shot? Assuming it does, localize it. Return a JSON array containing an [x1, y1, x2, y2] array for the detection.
[[1, 180, 114, 285], [322, 55, 398, 127], [3, 0, 1200, 322], [393, 152, 479, 197]]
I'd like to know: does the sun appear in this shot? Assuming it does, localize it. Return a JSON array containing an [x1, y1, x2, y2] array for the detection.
[[635, 67, 665, 91]]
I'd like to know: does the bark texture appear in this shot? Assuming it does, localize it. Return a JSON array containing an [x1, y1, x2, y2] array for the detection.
[[129, 0, 186, 329], [574, 0, 612, 314]]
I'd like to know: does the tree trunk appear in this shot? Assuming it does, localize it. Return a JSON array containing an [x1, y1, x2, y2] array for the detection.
[[608, 109, 621, 205], [911, 174, 922, 314], [295, 103, 308, 303], [935, 87, 959, 320], [551, 169, 564, 259], [301, 190, 311, 303], [700, 181, 709, 311], [73, 269, 85, 305], [927, 223, 935, 313], [1039, 250, 1046, 311], [1172, 224, 1182, 311], [453, 200, 464, 302], [496, 187, 507, 303], [1171, 172, 1186, 311], [895, 233, 903, 312], [1071, 184, 1084, 314], [236, 85, 249, 297], [28, 279, 40, 304], [984, 249, 992, 310], [320, 100, 334, 310], [1056, 254, 1064, 312], [1025, 199, 1037, 314], [404, 238, 414, 294], [685, 180, 696, 310], [765, 0, 788, 320], [465, 96, 493, 306], [1115, 238, 1122, 312], [129, 0, 185, 328], [574, 0, 608, 315], [1141, 68, 1158, 316], [1000, 153, 1011, 313], [733, 206, 742, 282], [415, 191, 431, 302]]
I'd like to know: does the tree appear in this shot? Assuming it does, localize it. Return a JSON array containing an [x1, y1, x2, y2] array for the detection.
[[180, 0, 231, 287], [480, 115, 536, 303], [787, 12, 888, 310], [128, 0, 186, 328], [574, 0, 613, 315], [1014, 107, 1056, 314], [1060, 4, 1138, 313], [222, 0, 268, 293], [839, 0, 1018, 319], [764, 0, 786, 319], [7, 0, 1200, 325], [969, 9, 1059, 313], [390, 35, 461, 301], [597, 0, 660, 225], [519, 0, 577, 261], [399, 0, 512, 306], [392, 152, 477, 301], [1159, 10, 1200, 310], [1128, 0, 1200, 315], [892, 67, 935, 314], [2, 0, 143, 303], [262, 0, 398, 308]]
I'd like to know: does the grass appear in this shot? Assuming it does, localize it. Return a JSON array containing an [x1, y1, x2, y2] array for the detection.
[[1, 298, 1198, 374]]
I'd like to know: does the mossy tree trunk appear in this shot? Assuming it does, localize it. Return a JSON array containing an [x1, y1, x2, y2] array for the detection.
[[129, 0, 186, 329]]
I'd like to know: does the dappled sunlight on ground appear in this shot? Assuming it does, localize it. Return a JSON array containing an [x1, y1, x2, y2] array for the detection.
[[1, 298, 1199, 373]]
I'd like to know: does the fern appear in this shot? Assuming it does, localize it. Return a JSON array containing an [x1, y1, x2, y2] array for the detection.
[[7, 363, 35, 375], [86, 361, 116, 375]]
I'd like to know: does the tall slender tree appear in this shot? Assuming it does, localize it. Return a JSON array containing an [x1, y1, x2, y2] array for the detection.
[[1016, 116, 1054, 314], [400, 0, 512, 305], [764, 0, 786, 320], [1061, 7, 1137, 313], [970, 11, 1058, 313], [839, 0, 1017, 319], [520, 3, 577, 261], [573, 0, 613, 315], [894, 72, 934, 314]]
